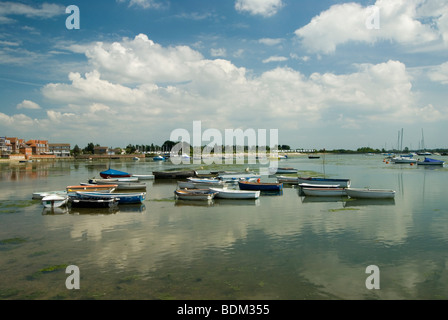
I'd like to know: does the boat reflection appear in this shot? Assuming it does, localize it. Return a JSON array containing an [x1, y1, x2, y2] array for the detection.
[[42, 207, 69, 215], [300, 196, 347, 203], [343, 199, 396, 207], [174, 199, 215, 207], [213, 198, 261, 206]]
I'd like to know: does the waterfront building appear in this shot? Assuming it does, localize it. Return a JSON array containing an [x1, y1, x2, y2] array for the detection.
[[49, 143, 71, 157]]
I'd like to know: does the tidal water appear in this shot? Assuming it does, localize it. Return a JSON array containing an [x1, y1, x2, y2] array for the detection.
[[0, 154, 447, 300]]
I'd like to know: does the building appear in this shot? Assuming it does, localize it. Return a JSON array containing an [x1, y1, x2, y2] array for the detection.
[[0, 137, 12, 156], [94, 146, 109, 155], [49, 143, 71, 157], [26, 140, 49, 155]]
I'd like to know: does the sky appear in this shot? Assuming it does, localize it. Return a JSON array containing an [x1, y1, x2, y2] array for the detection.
[[0, 0, 447, 150]]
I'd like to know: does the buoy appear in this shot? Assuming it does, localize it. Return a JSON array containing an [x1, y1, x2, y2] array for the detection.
[[386, 161, 389, 164], [257, 178, 261, 183]]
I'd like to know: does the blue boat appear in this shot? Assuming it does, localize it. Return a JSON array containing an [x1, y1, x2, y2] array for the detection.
[[153, 155, 166, 161], [417, 157, 444, 166], [100, 168, 132, 179], [71, 191, 146, 204], [238, 181, 283, 191]]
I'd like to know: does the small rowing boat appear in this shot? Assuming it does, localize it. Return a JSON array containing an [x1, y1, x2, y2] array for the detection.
[[345, 188, 395, 199]]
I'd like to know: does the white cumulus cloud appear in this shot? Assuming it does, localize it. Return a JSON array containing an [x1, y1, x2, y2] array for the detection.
[[235, 0, 283, 17]]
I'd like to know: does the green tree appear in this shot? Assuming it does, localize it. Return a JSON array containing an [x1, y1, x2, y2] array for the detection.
[[72, 144, 81, 156]]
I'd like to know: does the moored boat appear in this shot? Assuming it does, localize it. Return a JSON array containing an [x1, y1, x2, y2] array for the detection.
[[66, 184, 117, 193], [99, 168, 132, 179], [297, 177, 351, 188], [72, 191, 146, 204], [268, 167, 298, 174], [302, 187, 347, 197], [238, 181, 283, 191], [391, 157, 417, 164], [132, 174, 155, 180], [33, 190, 67, 200], [153, 170, 196, 179], [345, 188, 395, 199], [174, 189, 217, 201], [416, 157, 444, 166], [209, 188, 260, 199], [42, 194, 69, 208]]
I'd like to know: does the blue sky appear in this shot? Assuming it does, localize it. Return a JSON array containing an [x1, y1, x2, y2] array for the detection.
[[1, 0, 447, 150]]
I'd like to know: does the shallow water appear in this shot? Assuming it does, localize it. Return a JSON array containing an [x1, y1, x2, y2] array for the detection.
[[0, 154, 447, 300]]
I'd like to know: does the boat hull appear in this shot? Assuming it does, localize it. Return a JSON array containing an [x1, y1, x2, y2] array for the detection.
[[73, 192, 146, 204], [174, 189, 217, 200], [302, 187, 347, 197], [209, 188, 260, 199], [42, 195, 69, 208], [69, 198, 119, 208], [238, 181, 283, 191], [297, 177, 351, 188], [345, 188, 395, 199]]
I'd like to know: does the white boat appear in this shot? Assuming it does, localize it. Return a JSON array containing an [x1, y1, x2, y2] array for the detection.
[[209, 188, 260, 199], [277, 176, 299, 184], [33, 190, 67, 200], [391, 157, 417, 164], [174, 189, 217, 201], [178, 178, 226, 189], [217, 172, 261, 182], [302, 187, 347, 197], [345, 188, 395, 199], [298, 183, 341, 188], [42, 194, 69, 208], [132, 174, 155, 180], [268, 167, 298, 174], [297, 177, 351, 188]]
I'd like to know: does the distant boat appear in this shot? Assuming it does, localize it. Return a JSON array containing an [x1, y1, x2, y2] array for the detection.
[[73, 191, 146, 204], [99, 168, 132, 179], [153, 155, 165, 161], [268, 167, 298, 174], [297, 177, 351, 188], [302, 187, 347, 197], [308, 155, 320, 159], [133, 157, 140, 161], [209, 188, 260, 199], [174, 189, 217, 201], [345, 188, 395, 199], [391, 157, 417, 164], [41, 194, 69, 208], [417, 157, 444, 166], [238, 181, 283, 191]]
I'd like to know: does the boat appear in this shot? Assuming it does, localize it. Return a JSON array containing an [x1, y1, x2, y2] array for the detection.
[[153, 155, 166, 161], [297, 177, 351, 188], [66, 184, 117, 193], [69, 197, 119, 208], [32, 190, 67, 200], [238, 181, 283, 191], [345, 188, 395, 199], [416, 157, 444, 166], [132, 174, 155, 180], [391, 157, 417, 164], [308, 155, 320, 159], [298, 183, 341, 188], [178, 178, 226, 189], [153, 170, 197, 179], [72, 191, 146, 204], [99, 168, 132, 179], [174, 189, 217, 201], [88, 179, 146, 190], [209, 188, 260, 199], [268, 167, 298, 174], [217, 172, 261, 182], [277, 176, 299, 184], [42, 194, 69, 208], [301, 187, 347, 197]]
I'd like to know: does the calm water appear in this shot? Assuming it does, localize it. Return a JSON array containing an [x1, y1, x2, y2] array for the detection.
[[0, 154, 447, 300]]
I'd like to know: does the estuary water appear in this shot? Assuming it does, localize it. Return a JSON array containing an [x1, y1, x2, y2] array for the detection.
[[0, 154, 447, 300]]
